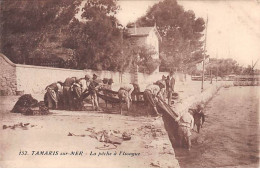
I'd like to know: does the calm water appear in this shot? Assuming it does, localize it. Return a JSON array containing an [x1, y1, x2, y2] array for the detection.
[[175, 86, 260, 168]]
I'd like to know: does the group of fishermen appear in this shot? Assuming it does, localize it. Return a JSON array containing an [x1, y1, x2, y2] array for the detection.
[[44, 71, 205, 151], [44, 73, 113, 111], [121, 74, 206, 151], [134, 70, 205, 151], [44, 71, 176, 114], [142, 72, 205, 151], [117, 70, 176, 115]]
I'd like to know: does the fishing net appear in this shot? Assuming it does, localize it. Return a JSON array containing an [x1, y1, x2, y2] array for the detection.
[[11, 94, 50, 115]]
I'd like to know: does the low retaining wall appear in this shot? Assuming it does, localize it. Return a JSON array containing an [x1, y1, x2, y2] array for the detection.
[[174, 82, 233, 116], [162, 82, 233, 149]]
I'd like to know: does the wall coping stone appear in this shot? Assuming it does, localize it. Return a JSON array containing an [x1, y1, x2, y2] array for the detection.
[[0, 53, 16, 67]]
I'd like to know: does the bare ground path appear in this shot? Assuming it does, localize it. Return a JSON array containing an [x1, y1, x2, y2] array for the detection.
[[0, 96, 178, 168]]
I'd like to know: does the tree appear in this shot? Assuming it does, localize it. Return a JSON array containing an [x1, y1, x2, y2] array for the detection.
[[135, 0, 205, 72], [131, 45, 160, 74], [1, 0, 161, 72], [205, 58, 244, 77], [0, 0, 81, 64], [61, 0, 128, 70]]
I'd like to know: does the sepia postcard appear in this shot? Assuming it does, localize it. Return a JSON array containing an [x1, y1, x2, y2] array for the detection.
[[0, 0, 259, 168]]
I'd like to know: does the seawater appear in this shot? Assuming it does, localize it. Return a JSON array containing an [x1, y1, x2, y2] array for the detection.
[[174, 86, 260, 168]]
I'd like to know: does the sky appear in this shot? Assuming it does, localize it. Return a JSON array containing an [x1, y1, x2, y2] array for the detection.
[[116, 0, 260, 69]]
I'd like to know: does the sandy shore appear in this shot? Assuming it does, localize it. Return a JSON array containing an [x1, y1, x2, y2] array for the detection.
[[0, 96, 179, 168]]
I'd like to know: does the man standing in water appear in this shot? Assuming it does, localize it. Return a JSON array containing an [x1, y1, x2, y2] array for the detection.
[[193, 104, 205, 133], [177, 109, 194, 150]]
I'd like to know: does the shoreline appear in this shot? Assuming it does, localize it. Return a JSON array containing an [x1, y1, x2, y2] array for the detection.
[[0, 81, 234, 167]]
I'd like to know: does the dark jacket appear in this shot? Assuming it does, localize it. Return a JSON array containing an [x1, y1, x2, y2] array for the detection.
[[46, 83, 58, 92], [193, 110, 205, 125], [63, 77, 75, 87]]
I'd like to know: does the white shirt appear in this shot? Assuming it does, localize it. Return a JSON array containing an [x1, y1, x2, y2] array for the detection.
[[120, 84, 134, 92], [145, 84, 164, 100], [57, 83, 63, 93], [178, 112, 194, 129], [145, 84, 161, 95]]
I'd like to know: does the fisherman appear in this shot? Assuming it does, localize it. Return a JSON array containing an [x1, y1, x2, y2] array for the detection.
[[118, 83, 135, 115], [56, 81, 64, 108], [85, 74, 91, 88], [103, 78, 116, 108], [192, 104, 205, 133], [80, 74, 91, 93], [71, 78, 83, 110], [45, 81, 63, 109], [176, 109, 194, 150], [63, 77, 76, 110], [101, 78, 109, 107], [89, 74, 102, 111], [101, 78, 109, 90], [79, 74, 91, 101], [131, 83, 141, 101], [161, 75, 167, 86], [167, 71, 175, 106], [161, 75, 167, 100], [143, 80, 165, 116], [165, 75, 170, 98], [107, 78, 113, 90]]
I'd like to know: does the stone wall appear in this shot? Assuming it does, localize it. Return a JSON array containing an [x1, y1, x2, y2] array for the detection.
[[0, 53, 135, 95], [0, 54, 17, 95], [0, 53, 187, 95], [15, 64, 86, 94]]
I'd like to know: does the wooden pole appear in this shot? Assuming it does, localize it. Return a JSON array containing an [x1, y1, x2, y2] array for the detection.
[[201, 15, 208, 92], [134, 54, 140, 84], [210, 68, 212, 84], [216, 51, 218, 83]]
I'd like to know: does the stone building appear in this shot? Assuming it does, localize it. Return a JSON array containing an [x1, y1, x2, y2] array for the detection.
[[127, 25, 162, 61], [127, 25, 162, 83]]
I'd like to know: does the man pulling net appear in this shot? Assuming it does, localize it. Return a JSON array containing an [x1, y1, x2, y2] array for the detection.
[[143, 80, 166, 116], [44, 81, 63, 109]]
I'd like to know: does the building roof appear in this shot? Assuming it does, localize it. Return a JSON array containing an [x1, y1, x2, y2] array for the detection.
[[127, 26, 162, 41], [128, 27, 154, 36]]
